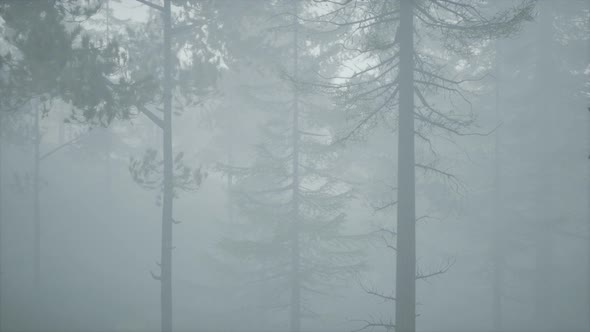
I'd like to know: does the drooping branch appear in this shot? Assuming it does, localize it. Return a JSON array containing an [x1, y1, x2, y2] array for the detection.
[[335, 85, 399, 143], [135, 0, 164, 12], [373, 200, 397, 212], [137, 104, 164, 129], [416, 258, 455, 281], [39, 130, 91, 161], [359, 281, 396, 303]]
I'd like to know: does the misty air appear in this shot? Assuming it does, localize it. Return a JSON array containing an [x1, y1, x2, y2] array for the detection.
[[0, 0, 588, 332]]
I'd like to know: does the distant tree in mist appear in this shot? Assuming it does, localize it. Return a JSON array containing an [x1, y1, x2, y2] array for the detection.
[[488, 2, 590, 331], [219, 2, 365, 331], [0, 2, 134, 319]]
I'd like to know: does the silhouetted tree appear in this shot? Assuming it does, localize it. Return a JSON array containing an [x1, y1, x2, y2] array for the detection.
[[127, 1, 219, 331], [307, 1, 534, 330]]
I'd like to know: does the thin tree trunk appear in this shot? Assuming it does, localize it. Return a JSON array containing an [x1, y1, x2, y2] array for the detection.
[[161, 1, 174, 331], [104, 0, 112, 199], [105, 130, 112, 196], [0, 110, 3, 332], [586, 1, 590, 330], [33, 101, 41, 288], [289, 2, 301, 331], [395, 1, 416, 332], [227, 139, 234, 224], [491, 41, 504, 332], [532, 4, 553, 330]]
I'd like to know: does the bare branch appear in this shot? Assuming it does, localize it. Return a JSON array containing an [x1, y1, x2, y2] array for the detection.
[[373, 200, 397, 212], [360, 282, 396, 302], [135, 0, 164, 11], [40, 130, 91, 161], [137, 104, 164, 129], [416, 258, 455, 281], [350, 318, 395, 332]]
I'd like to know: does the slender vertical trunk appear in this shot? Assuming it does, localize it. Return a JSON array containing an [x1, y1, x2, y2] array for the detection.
[[532, 4, 553, 330], [491, 41, 504, 332], [33, 101, 41, 288], [104, 0, 112, 198], [161, 1, 174, 331], [289, 2, 301, 331], [105, 129, 112, 196], [586, 1, 590, 330], [395, 1, 416, 332], [227, 138, 234, 224], [0, 111, 3, 332]]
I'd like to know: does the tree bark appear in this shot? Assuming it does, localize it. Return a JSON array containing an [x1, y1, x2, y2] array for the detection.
[[532, 3, 554, 330], [227, 139, 234, 224], [395, 1, 416, 332], [586, 1, 590, 330], [289, 2, 301, 331], [161, 1, 174, 331], [33, 101, 41, 288], [0, 110, 3, 332], [491, 41, 505, 332]]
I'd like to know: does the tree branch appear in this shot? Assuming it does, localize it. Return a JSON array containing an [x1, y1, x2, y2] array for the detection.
[[40, 130, 90, 161], [135, 0, 164, 11], [137, 104, 164, 129]]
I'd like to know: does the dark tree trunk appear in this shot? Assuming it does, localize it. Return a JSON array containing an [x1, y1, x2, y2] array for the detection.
[[395, 1, 416, 332]]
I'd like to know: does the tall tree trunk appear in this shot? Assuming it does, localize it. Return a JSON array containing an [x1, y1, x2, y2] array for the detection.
[[0, 111, 3, 332], [532, 3, 553, 330], [395, 1, 416, 332], [105, 130, 112, 197], [227, 138, 234, 224], [104, 0, 112, 199], [586, 1, 590, 330], [161, 1, 174, 331], [289, 2, 301, 331], [491, 41, 505, 332], [33, 101, 41, 288]]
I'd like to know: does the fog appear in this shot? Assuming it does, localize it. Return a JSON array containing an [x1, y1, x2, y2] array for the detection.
[[0, 1, 588, 332]]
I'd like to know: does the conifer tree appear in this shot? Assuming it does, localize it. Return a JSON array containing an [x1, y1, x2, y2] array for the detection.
[[219, 1, 365, 331], [307, 1, 534, 330]]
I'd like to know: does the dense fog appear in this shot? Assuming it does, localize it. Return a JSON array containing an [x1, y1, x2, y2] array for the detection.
[[0, 0, 588, 331]]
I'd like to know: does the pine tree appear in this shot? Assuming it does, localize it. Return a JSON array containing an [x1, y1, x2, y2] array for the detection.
[[307, 1, 534, 331], [0, 0, 132, 301], [219, 2, 365, 331], [127, 1, 219, 331]]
